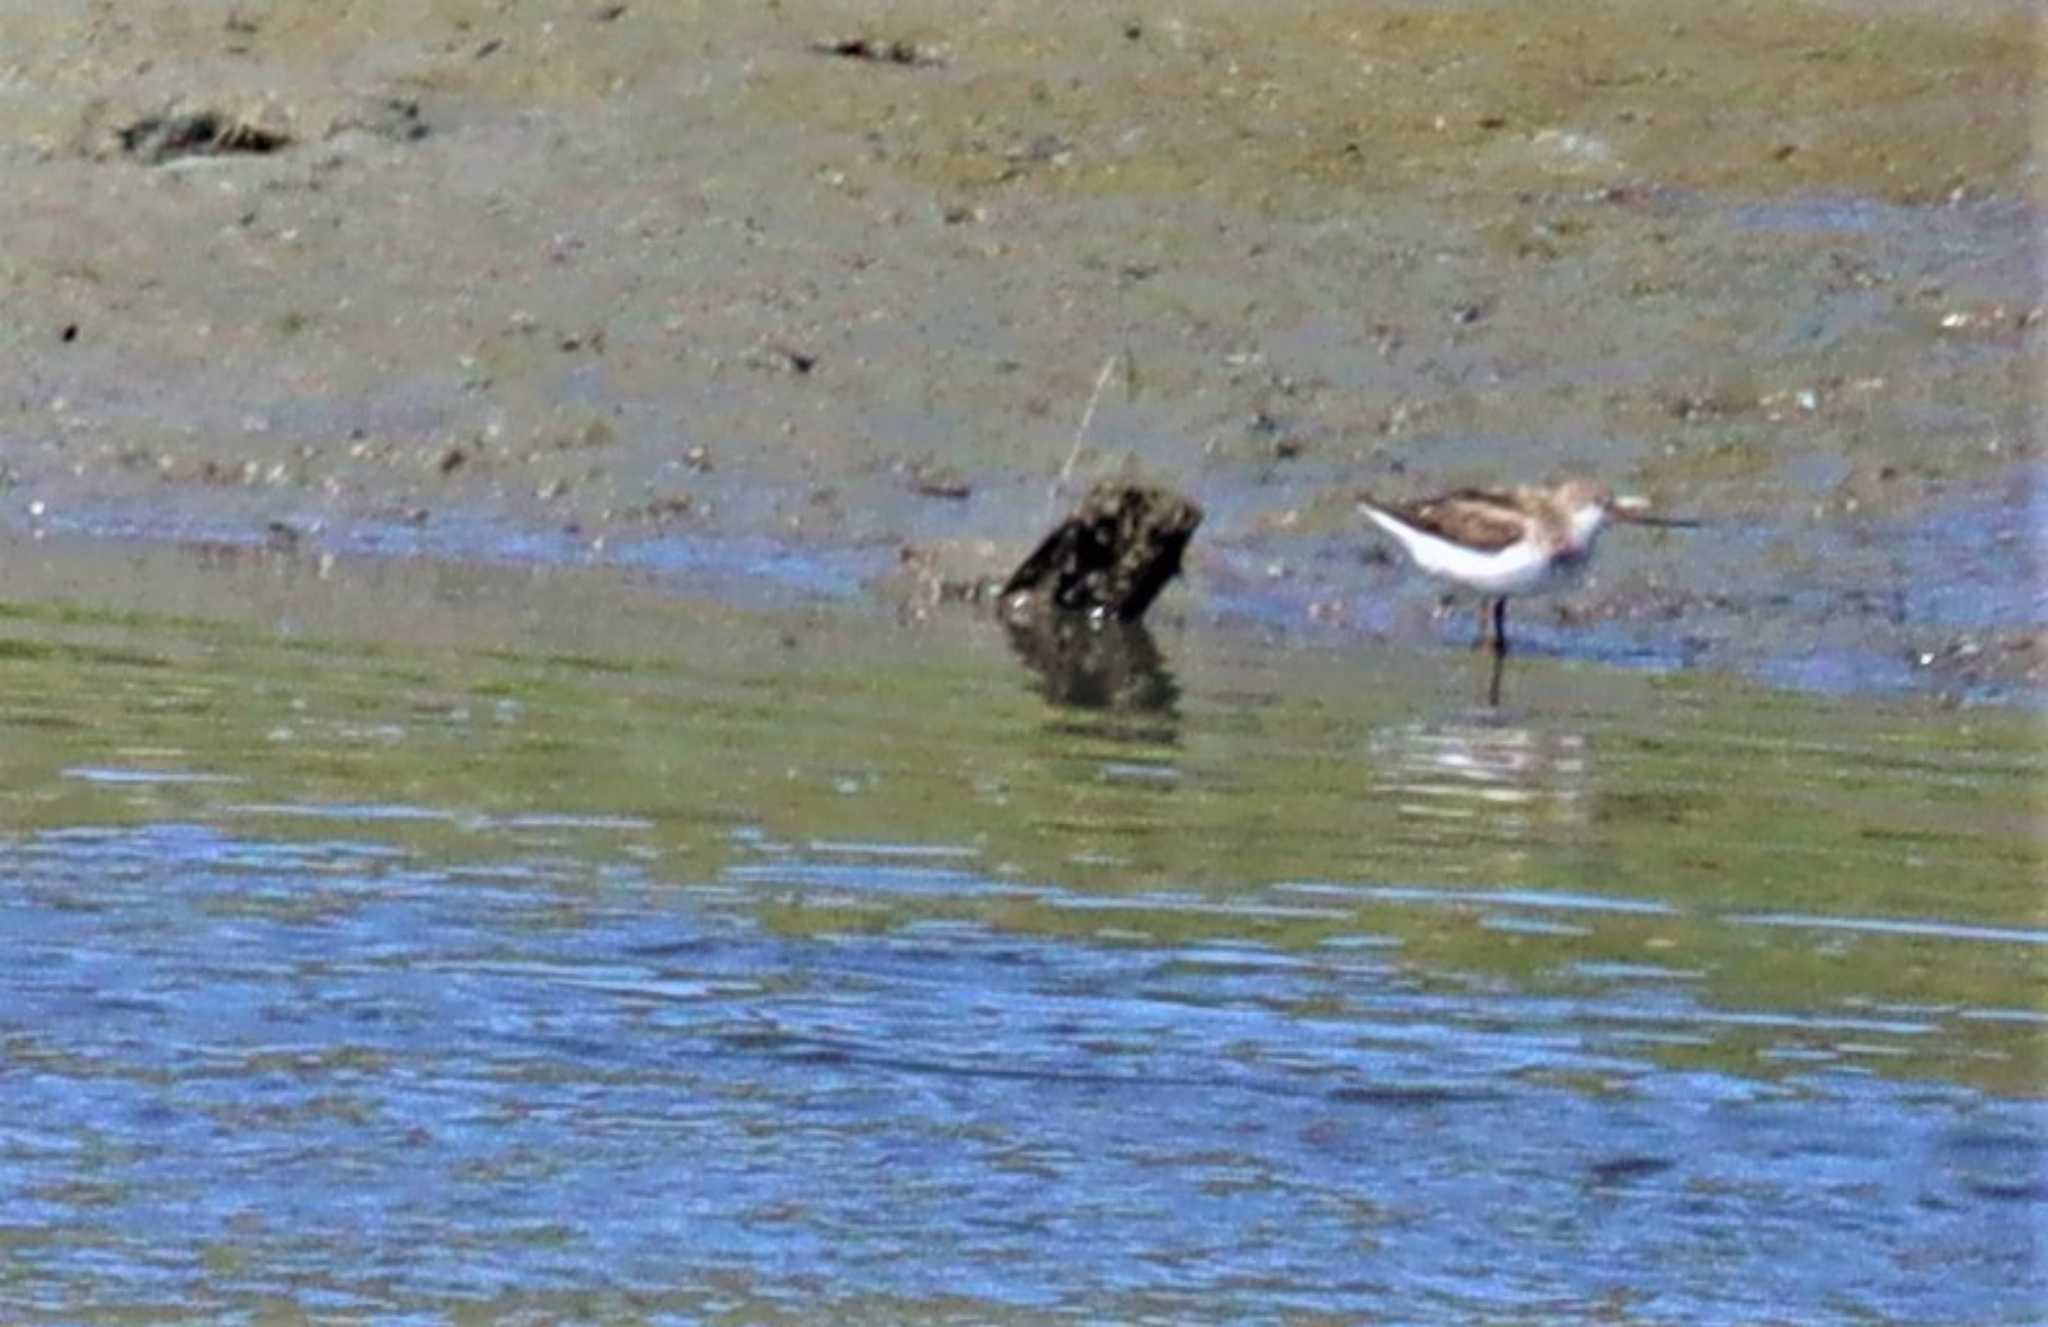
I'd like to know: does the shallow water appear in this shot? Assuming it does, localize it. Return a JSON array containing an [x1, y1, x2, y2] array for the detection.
[[28, 455, 2046, 709], [0, 546, 2041, 1323]]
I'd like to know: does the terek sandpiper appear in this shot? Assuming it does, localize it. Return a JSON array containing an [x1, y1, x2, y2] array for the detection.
[[1357, 477, 1694, 675]]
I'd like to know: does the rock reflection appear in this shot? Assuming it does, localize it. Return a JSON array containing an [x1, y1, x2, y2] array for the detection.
[[1003, 615, 1181, 717]]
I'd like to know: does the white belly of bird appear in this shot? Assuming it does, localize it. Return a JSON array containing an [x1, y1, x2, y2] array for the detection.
[[1367, 510, 1585, 596]]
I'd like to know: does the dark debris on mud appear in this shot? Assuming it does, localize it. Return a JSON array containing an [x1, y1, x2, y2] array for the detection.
[[327, 96, 430, 145], [116, 109, 290, 164], [809, 36, 941, 68], [1002, 482, 1204, 624]]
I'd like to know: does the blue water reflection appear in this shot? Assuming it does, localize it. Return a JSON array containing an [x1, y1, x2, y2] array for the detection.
[[2, 822, 2039, 1321]]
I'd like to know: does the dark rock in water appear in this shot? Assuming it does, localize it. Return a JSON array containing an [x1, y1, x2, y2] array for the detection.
[[1001, 482, 1202, 623], [116, 110, 290, 164]]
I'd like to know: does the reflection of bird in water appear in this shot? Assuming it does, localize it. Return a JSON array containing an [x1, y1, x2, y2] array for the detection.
[[1357, 478, 1696, 704], [1003, 615, 1180, 718], [1368, 717, 1590, 839]]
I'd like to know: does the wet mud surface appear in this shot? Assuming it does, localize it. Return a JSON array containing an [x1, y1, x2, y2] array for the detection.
[[0, 0, 2041, 700]]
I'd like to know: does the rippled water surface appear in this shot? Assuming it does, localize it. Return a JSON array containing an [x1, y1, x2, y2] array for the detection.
[[0, 547, 2041, 1324]]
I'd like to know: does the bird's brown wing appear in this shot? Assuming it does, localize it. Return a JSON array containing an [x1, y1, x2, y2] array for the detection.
[[1380, 489, 1530, 553]]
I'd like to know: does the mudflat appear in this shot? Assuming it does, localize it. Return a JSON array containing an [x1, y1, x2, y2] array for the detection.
[[0, 0, 2040, 695]]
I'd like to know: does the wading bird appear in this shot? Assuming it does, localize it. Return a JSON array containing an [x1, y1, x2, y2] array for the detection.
[[1357, 478, 1695, 703]]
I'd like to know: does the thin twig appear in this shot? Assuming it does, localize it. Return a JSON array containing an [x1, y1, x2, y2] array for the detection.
[[1051, 353, 1122, 519]]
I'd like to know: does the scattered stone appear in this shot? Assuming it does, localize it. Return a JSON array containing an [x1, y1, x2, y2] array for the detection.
[[811, 36, 936, 67], [1758, 387, 1821, 421], [612, 495, 695, 523], [117, 109, 291, 164], [748, 344, 817, 375], [1306, 598, 1348, 624], [594, 4, 628, 20], [1936, 304, 2035, 340], [1913, 629, 2047, 691], [327, 97, 428, 144], [911, 465, 972, 500], [1528, 128, 1618, 174], [890, 544, 1003, 614], [1005, 135, 1073, 169], [1000, 481, 1203, 623]]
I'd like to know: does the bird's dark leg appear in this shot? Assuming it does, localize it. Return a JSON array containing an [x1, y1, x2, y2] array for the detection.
[[1471, 599, 1490, 652], [1484, 598, 1508, 707]]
